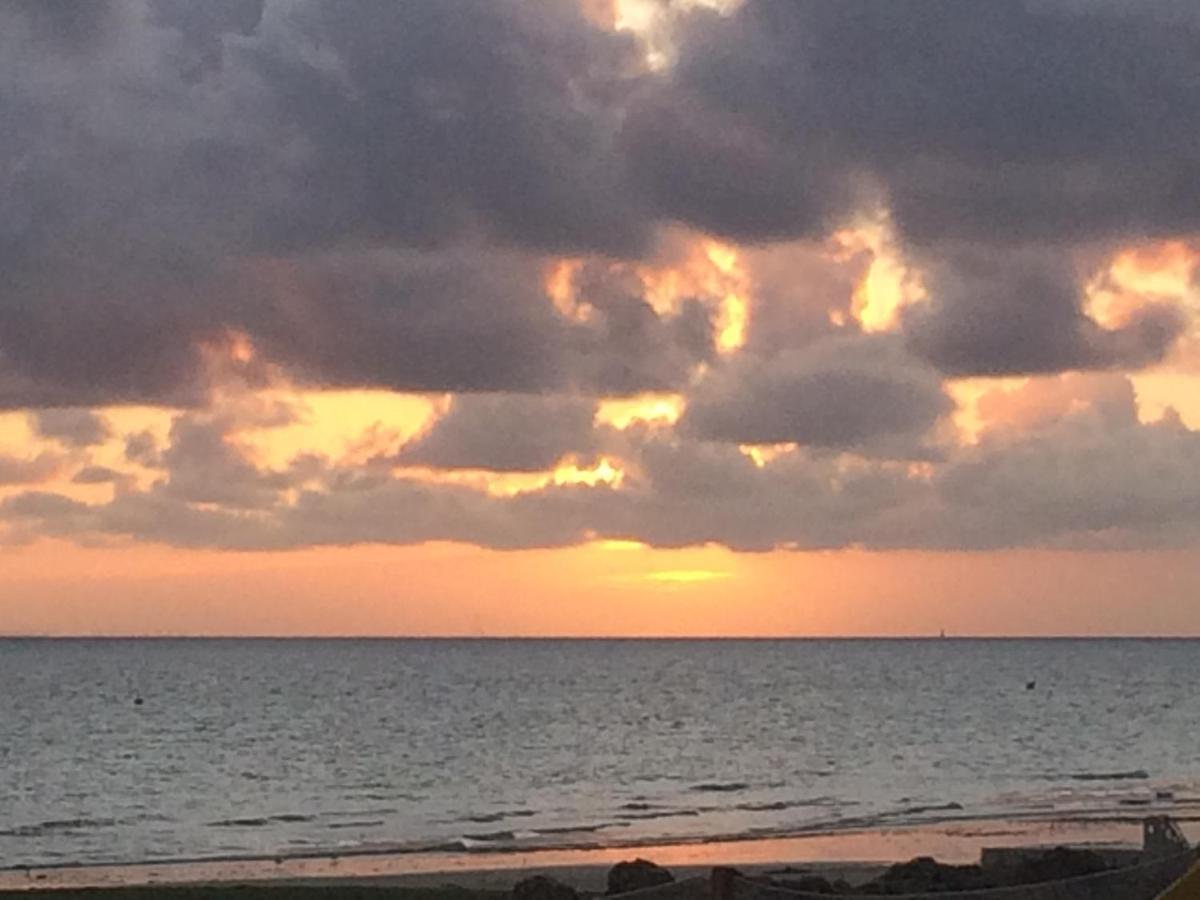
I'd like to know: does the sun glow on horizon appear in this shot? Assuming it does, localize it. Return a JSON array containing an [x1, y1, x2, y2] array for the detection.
[[641, 569, 735, 584]]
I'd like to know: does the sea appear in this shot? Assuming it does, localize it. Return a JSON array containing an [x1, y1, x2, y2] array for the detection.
[[3, 638, 1198, 870]]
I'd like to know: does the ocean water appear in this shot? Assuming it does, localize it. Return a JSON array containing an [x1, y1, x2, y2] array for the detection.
[[2, 638, 1199, 869]]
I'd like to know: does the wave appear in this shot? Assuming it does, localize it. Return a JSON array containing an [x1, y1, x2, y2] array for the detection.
[[617, 809, 701, 821], [463, 829, 520, 842], [463, 810, 538, 824], [0, 817, 118, 837], [895, 802, 965, 816], [208, 817, 271, 828], [209, 814, 315, 828], [1069, 769, 1150, 781], [532, 822, 628, 835], [735, 797, 842, 812], [689, 781, 751, 793]]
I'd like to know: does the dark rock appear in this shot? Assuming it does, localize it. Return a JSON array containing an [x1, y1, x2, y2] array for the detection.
[[861, 857, 989, 893], [1010, 847, 1109, 885], [856, 848, 1112, 893], [606, 859, 675, 895], [513, 875, 579, 900]]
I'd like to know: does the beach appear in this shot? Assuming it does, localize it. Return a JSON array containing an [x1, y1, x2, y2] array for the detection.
[[5, 816, 1192, 895]]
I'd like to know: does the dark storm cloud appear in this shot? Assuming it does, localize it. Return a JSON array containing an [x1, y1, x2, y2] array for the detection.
[[3, 0, 119, 51], [398, 395, 601, 472], [149, 0, 266, 81], [239, 250, 572, 395], [620, 0, 1200, 372], [248, 0, 648, 257], [631, 0, 1200, 246], [903, 248, 1187, 376], [622, 86, 859, 242], [3, 0, 1199, 410], [0, 0, 664, 408], [234, 248, 714, 396], [0, 263, 223, 410], [682, 336, 951, 455]]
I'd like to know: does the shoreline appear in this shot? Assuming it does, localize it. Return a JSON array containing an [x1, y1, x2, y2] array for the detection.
[[6, 817, 1191, 893]]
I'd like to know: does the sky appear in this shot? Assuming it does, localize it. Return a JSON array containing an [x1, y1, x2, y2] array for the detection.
[[3, 0, 1200, 636]]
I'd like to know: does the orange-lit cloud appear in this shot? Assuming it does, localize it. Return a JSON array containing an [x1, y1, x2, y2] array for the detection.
[[1086, 239, 1199, 331], [702, 240, 750, 353], [545, 232, 751, 357], [833, 219, 925, 333], [595, 394, 683, 429], [960, 373, 1137, 440]]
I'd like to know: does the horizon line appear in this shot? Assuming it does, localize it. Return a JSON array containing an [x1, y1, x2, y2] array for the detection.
[[2, 633, 1198, 640]]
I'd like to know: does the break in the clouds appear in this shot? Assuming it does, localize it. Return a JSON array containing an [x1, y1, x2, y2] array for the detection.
[[3, 0, 1200, 555]]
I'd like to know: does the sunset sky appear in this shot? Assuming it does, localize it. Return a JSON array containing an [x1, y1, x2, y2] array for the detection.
[[3, 0, 1200, 636]]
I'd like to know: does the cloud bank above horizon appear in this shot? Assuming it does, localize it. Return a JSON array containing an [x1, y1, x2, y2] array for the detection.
[[3, 0, 1200, 556]]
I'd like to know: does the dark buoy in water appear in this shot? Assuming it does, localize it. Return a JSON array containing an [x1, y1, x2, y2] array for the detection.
[[133, 696, 144, 706], [1025, 680, 1036, 690]]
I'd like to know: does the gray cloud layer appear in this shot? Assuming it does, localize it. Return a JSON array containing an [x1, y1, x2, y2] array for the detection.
[[682, 336, 951, 455], [904, 247, 1186, 376], [398, 395, 602, 472], [5, 383, 1199, 552], [30, 409, 112, 448]]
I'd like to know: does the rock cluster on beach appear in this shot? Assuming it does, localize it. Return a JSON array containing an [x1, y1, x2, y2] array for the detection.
[[512, 859, 676, 900], [761, 846, 1112, 894], [511, 848, 1118, 900], [606, 859, 675, 895]]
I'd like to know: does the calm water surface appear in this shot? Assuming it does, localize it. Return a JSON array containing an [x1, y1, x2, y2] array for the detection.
[[3, 638, 1198, 867]]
